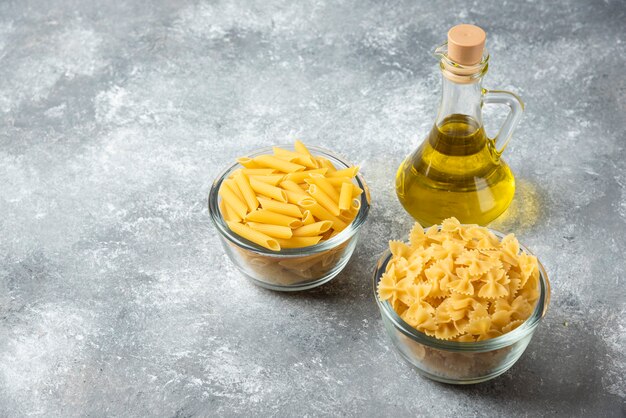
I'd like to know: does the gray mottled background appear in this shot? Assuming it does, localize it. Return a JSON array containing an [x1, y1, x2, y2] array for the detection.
[[0, 0, 625, 416]]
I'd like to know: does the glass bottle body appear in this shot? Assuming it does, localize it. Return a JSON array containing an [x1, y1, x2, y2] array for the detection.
[[396, 51, 522, 226]]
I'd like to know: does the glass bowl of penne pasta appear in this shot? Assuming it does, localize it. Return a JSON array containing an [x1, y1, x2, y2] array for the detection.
[[373, 227, 550, 384], [208, 142, 371, 291]]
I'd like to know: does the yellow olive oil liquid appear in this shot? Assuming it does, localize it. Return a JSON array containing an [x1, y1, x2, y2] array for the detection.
[[395, 114, 515, 226]]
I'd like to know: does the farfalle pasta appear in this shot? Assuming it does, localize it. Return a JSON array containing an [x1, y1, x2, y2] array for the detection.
[[377, 217, 540, 342]]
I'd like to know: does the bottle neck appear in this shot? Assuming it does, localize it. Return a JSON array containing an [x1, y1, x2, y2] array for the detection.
[[435, 75, 484, 127]]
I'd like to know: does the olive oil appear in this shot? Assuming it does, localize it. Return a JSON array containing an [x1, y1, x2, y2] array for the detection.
[[396, 114, 515, 226]]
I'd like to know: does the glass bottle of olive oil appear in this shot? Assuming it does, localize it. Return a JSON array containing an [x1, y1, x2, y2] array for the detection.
[[396, 24, 524, 226]]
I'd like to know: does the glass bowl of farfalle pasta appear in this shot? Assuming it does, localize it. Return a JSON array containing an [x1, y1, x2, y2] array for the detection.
[[209, 140, 371, 291], [373, 218, 550, 384]]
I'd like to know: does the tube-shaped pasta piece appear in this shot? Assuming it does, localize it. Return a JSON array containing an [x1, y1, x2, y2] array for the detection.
[[307, 174, 340, 201], [285, 190, 306, 205], [257, 197, 302, 218], [338, 182, 353, 211], [276, 236, 323, 248], [253, 155, 305, 173], [249, 174, 284, 186], [294, 140, 313, 157], [337, 212, 354, 223], [279, 254, 325, 270], [327, 166, 359, 178], [298, 198, 347, 230], [284, 168, 328, 183], [219, 184, 248, 219], [321, 229, 334, 240], [223, 178, 245, 202], [241, 168, 276, 176], [250, 177, 287, 202], [340, 198, 361, 219], [325, 176, 352, 186], [292, 221, 333, 237], [302, 210, 315, 225], [308, 184, 340, 216], [273, 147, 317, 168], [340, 199, 360, 221], [351, 185, 364, 198], [280, 180, 308, 195], [237, 157, 259, 168], [226, 221, 280, 251], [246, 209, 303, 228], [247, 222, 293, 239], [219, 199, 242, 222], [233, 171, 259, 212], [316, 157, 337, 172]]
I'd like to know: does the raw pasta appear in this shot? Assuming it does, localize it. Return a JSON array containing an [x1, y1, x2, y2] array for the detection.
[[377, 217, 541, 342], [218, 140, 363, 251]]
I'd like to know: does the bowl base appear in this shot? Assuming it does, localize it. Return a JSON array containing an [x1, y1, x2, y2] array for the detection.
[[395, 346, 519, 385], [240, 255, 352, 292]]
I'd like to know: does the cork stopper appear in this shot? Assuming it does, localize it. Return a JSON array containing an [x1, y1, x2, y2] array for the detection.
[[447, 24, 486, 65]]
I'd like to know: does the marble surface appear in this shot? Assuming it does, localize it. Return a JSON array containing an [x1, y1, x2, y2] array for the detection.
[[1, 0, 625, 416]]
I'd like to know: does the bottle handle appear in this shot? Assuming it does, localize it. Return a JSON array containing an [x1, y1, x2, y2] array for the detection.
[[482, 89, 524, 155]]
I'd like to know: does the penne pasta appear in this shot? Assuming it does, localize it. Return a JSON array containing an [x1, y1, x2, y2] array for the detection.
[[249, 174, 285, 186], [223, 178, 245, 202], [276, 236, 323, 248], [226, 221, 280, 251], [250, 177, 288, 202], [338, 182, 353, 211], [218, 140, 363, 253], [337, 212, 353, 223], [298, 198, 347, 230], [321, 229, 334, 240], [294, 139, 313, 157], [237, 157, 259, 168], [279, 254, 325, 271], [351, 184, 364, 198], [307, 174, 340, 201], [283, 168, 328, 183], [285, 190, 306, 205], [316, 157, 337, 172], [240, 168, 276, 176], [233, 171, 259, 212], [280, 180, 308, 195], [273, 147, 317, 168], [247, 222, 293, 239], [253, 154, 305, 173], [322, 251, 337, 267], [246, 209, 303, 228], [219, 182, 248, 219], [257, 196, 303, 218], [292, 221, 333, 237], [327, 166, 359, 178], [220, 199, 242, 222], [308, 184, 341, 216], [249, 257, 270, 267], [325, 176, 353, 186], [302, 210, 315, 225]]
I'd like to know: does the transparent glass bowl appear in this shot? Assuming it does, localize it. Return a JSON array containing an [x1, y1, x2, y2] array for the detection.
[[209, 145, 371, 291], [373, 230, 550, 384]]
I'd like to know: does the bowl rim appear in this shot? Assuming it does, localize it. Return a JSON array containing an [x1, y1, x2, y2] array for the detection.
[[373, 227, 551, 352], [208, 144, 371, 257]]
